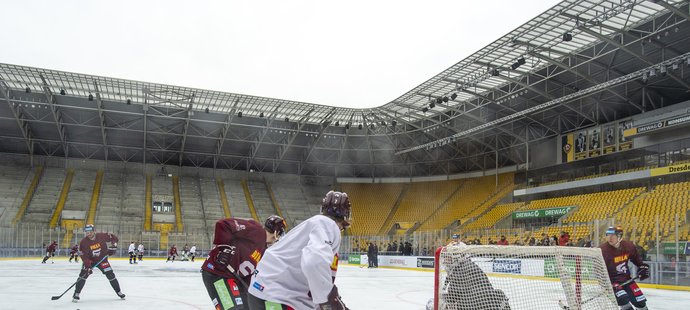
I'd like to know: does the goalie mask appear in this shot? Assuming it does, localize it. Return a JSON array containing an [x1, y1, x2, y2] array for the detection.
[[264, 215, 287, 239], [321, 191, 352, 228]]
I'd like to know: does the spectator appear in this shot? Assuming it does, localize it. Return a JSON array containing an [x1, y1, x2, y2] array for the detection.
[[558, 231, 569, 246], [541, 233, 550, 246], [528, 237, 536, 246], [497, 235, 509, 246]]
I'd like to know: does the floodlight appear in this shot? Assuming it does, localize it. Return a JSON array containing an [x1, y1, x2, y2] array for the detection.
[[205, 108, 209, 113], [259, 112, 264, 118], [429, 102, 436, 109], [450, 93, 458, 100], [422, 107, 429, 113], [285, 117, 289, 122], [126, 99, 132, 105], [562, 32, 573, 42], [358, 124, 363, 130], [59, 89, 66, 95], [345, 123, 350, 129], [490, 68, 500, 76], [391, 120, 397, 127], [335, 121, 339, 127], [442, 96, 449, 103], [511, 57, 526, 70], [25, 87, 30, 93], [238, 111, 243, 118], [88, 94, 94, 101]]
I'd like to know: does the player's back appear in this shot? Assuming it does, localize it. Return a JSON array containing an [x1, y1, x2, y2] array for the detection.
[[249, 215, 341, 310]]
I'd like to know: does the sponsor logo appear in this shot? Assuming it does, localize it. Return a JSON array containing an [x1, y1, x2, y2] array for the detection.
[[330, 254, 339, 271], [89, 244, 101, 250], [637, 121, 665, 133], [207, 262, 215, 270], [669, 164, 690, 173], [228, 279, 240, 296], [324, 240, 333, 245], [389, 258, 407, 266], [615, 290, 627, 297], [492, 260, 521, 274], [417, 257, 434, 268], [250, 250, 262, 263], [614, 254, 629, 264], [562, 143, 571, 153], [667, 115, 690, 126], [233, 220, 246, 231], [252, 282, 264, 292], [235, 297, 244, 305]]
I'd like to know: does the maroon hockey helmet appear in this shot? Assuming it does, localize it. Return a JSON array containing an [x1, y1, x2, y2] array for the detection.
[[321, 191, 352, 227], [264, 215, 287, 237]]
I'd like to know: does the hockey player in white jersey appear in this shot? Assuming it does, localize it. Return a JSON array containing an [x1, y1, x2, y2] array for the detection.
[[247, 190, 351, 310], [137, 243, 144, 262], [128, 242, 137, 264]]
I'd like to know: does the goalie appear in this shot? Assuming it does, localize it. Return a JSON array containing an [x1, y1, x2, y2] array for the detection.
[[431, 244, 510, 310]]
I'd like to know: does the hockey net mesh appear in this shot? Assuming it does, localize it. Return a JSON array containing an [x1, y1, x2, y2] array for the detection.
[[434, 245, 618, 310]]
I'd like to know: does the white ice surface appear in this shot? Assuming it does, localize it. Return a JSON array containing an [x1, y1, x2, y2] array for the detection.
[[0, 258, 687, 309]]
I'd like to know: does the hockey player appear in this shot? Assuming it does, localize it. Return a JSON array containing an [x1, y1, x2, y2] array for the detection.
[[41, 240, 58, 263], [201, 215, 286, 310], [137, 243, 145, 262], [189, 244, 197, 262], [68, 244, 79, 263], [72, 224, 125, 302], [128, 241, 137, 264], [600, 226, 650, 310], [166, 245, 178, 262], [182, 243, 189, 261], [248, 191, 352, 310]]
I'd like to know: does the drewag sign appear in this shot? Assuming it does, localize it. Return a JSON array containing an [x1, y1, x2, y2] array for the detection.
[[513, 206, 574, 219]]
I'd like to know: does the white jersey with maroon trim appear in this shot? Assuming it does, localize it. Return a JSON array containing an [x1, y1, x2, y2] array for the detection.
[[248, 214, 341, 310]]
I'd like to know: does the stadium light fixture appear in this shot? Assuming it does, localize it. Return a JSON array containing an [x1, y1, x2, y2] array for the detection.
[[358, 124, 363, 130], [205, 107, 209, 113], [370, 124, 375, 129], [259, 112, 264, 118], [391, 120, 397, 127], [422, 107, 429, 113], [345, 123, 350, 130], [641, 72, 648, 83], [450, 93, 458, 100], [562, 32, 573, 42], [380, 121, 386, 126], [88, 93, 94, 101], [334, 121, 339, 127], [490, 68, 500, 76], [126, 99, 132, 105], [284, 117, 289, 122], [238, 111, 242, 118], [648, 68, 656, 78], [59, 89, 66, 95], [659, 65, 667, 76], [442, 96, 449, 103], [25, 87, 30, 93], [429, 102, 435, 109], [511, 57, 526, 70]]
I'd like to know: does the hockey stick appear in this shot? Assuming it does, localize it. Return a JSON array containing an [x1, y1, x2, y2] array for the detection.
[[51, 256, 108, 300], [558, 276, 640, 309]]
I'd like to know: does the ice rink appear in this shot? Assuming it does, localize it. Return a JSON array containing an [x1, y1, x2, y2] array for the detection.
[[0, 258, 688, 309]]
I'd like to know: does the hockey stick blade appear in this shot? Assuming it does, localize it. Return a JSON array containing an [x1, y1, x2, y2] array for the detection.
[[559, 275, 640, 309], [51, 282, 77, 300]]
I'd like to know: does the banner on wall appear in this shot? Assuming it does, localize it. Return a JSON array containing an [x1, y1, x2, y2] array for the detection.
[[588, 129, 601, 157], [618, 120, 633, 151], [650, 163, 690, 177], [512, 206, 574, 219], [574, 131, 588, 160], [623, 113, 690, 138], [561, 134, 574, 163], [602, 124, 616, 154]]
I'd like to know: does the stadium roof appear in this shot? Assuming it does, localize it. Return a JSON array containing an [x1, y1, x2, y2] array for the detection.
[[1, 0, 689, 177]]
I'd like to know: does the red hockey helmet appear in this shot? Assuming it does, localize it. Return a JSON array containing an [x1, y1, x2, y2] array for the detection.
[[321, 191, 352, 227], [264, 215, 287, 237]]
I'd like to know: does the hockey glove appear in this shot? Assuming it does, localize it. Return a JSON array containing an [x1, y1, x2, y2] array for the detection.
[[638, 264, 650, 281], [81, 265, 93, 278], [215, 245, 237, 267], [108, 245, 118, 256], [318, 285, 349, 310]]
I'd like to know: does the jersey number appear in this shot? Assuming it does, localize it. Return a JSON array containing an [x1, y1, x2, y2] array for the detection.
[[616, 262, 628, 274], [238, 261, 255, 277]]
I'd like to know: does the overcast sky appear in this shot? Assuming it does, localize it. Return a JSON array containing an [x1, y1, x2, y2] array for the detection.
[[1, 0, 561, 108]]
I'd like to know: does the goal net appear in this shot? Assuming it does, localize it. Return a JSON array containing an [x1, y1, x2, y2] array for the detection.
[[434, 245, 618, 310]]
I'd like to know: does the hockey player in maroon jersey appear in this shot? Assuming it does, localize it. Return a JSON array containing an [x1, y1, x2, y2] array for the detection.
[[72, 224, 125, 303], [201, 215, 286, 310], [166, 244, 178, 262], [68, 244, 79, 263], [41, 240, 58, 263], [600, 226, 650, 310]]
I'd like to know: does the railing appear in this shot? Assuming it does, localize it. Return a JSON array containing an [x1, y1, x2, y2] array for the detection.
[[0, 223, 210, 259]]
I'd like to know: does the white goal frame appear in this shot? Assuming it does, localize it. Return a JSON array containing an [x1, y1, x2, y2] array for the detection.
[[434, 245, 619, 310]]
